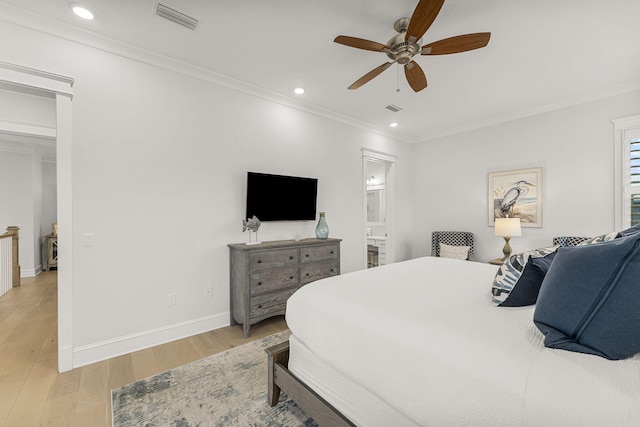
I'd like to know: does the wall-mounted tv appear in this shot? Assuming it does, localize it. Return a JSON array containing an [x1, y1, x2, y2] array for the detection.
[[245, 172, 318, 221]]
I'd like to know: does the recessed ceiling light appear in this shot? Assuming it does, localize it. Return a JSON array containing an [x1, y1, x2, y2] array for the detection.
[[69, 3, 95, 20], [294, 87, 305, 95], [389, 122, 399, 127]]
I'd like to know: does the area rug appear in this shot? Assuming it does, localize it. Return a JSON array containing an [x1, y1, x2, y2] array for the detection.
[[111, 330, 317, 427]]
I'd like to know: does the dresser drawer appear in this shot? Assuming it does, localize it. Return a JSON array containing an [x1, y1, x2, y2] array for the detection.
[[301, 259, 339, 284], [300, 244, 338, 263], [250, 288, 297, 319], [250, 266, 299, 295], [250, 248, 298, 271]]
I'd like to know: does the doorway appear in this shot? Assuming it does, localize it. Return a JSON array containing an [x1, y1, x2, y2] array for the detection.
[[362, 149, 396, 269], [0, 62, 74, 372]]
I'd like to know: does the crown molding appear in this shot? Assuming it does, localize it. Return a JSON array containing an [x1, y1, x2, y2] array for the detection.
[[414, 79, 640, 144], [0, 3, 410, 145]]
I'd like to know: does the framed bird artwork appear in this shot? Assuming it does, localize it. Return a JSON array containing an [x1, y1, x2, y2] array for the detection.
[[488, 167, 543, 227]]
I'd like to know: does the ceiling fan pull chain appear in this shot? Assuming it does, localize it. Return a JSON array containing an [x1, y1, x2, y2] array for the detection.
[[396, 63, 400, 92]]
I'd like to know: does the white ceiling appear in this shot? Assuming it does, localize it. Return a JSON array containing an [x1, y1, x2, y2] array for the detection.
[[1, 0, 639, 143]]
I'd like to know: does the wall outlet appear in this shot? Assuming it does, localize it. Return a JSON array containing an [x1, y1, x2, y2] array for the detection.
[[204, 286, 213, 299], [168, 293, 176, 306]]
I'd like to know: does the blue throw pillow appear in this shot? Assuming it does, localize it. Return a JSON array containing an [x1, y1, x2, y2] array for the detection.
[[618, 223, 640, 237], [491, 247, 557, 307], [531, 250, 557, 273], [533, 232, 640, 360]]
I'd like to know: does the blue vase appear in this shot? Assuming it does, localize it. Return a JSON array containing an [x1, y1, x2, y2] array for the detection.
[[315, 212, 329, 239]]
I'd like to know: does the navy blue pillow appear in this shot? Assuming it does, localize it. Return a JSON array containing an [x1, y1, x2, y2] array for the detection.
[[497, 261, 545, 307], [491, 247, 558, 307], [534, 232, 640, 360], [531, 250, 557, 273], [618, 223, 640, 237]]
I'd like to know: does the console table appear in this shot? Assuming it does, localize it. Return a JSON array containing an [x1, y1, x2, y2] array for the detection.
[[229, 238, 341, 338], [43, 234, 58, 271]]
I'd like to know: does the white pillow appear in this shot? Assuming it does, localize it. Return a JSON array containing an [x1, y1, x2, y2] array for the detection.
[[439, 243, 470, 260]]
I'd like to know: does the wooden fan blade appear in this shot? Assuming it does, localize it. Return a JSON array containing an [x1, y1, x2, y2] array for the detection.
[[404, 61, 427, 92], [334, 35, 389, 52], [422, 32, 491, 55], [406, 0, 445, 43], [348, 62, 394, 90]]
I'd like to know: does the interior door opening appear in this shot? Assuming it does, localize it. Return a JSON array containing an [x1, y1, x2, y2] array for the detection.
[[362, 150, 396, 269]]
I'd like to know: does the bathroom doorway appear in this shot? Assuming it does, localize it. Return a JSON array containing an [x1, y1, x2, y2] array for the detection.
[[362, 149, 396, 269]]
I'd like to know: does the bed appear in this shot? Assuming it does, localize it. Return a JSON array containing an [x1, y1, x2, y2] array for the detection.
[[267, 255, 640, 426]]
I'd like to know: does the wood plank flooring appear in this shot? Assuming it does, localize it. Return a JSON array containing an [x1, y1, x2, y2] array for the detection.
[[0, 271, 288, 426]]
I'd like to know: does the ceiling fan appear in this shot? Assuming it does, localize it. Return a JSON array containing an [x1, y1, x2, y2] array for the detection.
[[334, 0, 491, 92]]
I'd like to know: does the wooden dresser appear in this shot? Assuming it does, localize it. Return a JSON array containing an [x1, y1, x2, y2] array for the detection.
[[229, 238, 341, 338]]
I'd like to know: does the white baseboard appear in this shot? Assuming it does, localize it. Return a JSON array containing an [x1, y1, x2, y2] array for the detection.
[[72, 312, 230, 369], [58, 345, 74, 373], [20, 268, 37, 278]]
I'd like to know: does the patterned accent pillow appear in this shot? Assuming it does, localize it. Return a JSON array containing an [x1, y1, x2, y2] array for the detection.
[[576, 231, 619, 246], [439, 243, 470, 260], [491, 246, 558, 307]]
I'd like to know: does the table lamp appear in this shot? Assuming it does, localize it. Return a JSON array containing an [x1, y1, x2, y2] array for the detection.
[[494, 217, 522, 260]]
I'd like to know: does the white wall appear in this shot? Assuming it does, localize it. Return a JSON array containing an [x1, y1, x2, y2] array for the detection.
[[411, 90, 640, 261], [0, 20, 413, 366], [0, 86, 56, 275], [0, 149, 36, 274], [0, 147, 57, 275]]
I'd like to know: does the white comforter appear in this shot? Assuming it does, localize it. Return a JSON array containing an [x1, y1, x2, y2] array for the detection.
[[286, 256, 640, 426]]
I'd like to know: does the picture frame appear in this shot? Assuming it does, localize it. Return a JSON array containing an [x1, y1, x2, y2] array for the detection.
[[488, 167, 543, 227]]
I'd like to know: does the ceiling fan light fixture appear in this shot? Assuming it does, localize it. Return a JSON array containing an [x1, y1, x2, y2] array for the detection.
[[68, 2, 95, 20], [333, 0, 490, 92]]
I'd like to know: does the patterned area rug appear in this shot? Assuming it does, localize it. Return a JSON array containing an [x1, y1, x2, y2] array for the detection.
[[111, 330, 317, 427]]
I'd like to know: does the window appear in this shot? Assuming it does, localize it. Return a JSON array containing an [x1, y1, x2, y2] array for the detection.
[[613, 115, 640, 229], [631, 136, 640, 225]]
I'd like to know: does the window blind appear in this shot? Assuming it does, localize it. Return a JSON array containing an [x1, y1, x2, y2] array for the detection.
[[631, 138, 640, 225], [631, 138, 640, 186]]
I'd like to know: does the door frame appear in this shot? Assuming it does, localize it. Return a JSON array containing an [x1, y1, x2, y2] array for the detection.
[[0, 61, 74, 372], [362, 149, 396, 269]]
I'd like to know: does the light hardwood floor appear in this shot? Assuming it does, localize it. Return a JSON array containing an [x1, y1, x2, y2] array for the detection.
[[0, 271, 288, 426]]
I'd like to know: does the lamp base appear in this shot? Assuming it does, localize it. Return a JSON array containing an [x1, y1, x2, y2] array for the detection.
[[502, 236, 512, 259]]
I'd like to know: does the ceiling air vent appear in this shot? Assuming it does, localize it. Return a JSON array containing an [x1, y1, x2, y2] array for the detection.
[[385, 104, 403, 112], [155, 2, 198, 30]]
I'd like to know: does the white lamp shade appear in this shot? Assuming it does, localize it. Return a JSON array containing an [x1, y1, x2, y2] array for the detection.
[[495, 218, 522, 237]]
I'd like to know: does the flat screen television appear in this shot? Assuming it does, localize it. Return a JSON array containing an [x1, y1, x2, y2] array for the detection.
[[245, 172, 318, 221]]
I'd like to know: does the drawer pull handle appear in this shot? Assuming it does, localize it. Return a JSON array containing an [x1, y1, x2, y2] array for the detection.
[[330, 251, 334, 254], [258, 281, 262, 286], [257, 260, 262, 264], [258, 304, 263, 309], [305, 254, 310, 257], [330, 269, 335, 273], [305, 273, 310, 277], [289, 276, 294, 280], [289, 256, 294, 260]]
